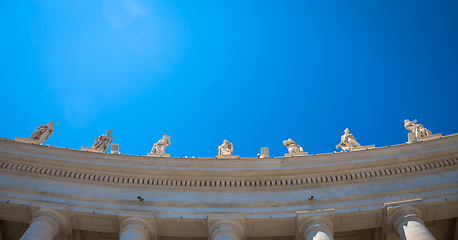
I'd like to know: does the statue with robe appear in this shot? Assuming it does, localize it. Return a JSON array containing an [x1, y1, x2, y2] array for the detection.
[[151, 134, 171, 154], [30, 122, 54, 144], [92, 130, 113, 153], [218, 140, 233, 156], [404, 119, 432, 139], [283, 138, 304, 154], [336, 128, 361, 151]]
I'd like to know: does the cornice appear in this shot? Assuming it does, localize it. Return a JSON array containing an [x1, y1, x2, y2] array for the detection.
[[1, 134, 457, 188], [1, 157, 456, 188]]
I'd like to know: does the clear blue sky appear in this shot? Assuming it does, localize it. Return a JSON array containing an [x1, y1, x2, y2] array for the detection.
[[1, 0, 457, 158]]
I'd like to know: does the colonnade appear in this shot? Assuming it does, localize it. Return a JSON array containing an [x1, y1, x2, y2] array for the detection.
[[18, 206, 436, 240]]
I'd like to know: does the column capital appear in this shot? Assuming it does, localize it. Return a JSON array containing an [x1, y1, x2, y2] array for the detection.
[[298, 216, 334, 239], [385, 206, 423, 235], [207, 216, 245, 240], [208, 219, 244, 240], [119, 217, 155, 239], [31, 208, 68, 236], [296, 209, 334, 240], [20, 208, 69, 240]]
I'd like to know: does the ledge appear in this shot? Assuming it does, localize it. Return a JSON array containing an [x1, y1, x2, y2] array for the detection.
[[0, 134, 457, 189]]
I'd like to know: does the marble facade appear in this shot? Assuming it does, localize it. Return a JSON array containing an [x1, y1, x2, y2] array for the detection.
[[0, 132, 457, 240]]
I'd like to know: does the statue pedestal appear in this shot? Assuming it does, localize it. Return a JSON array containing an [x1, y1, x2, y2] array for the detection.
[[419, 133, 442, 142], [111, 144, 119, 154], [260, 147, 269, 158], [216, 155, 240, 159], [352, 145, 375, 151], [285, 152, 308, 157], [408, 132, 417, 143], [147, 153, 171, 157], [15, 137, 39, 144], [81, 146, 105, 153]]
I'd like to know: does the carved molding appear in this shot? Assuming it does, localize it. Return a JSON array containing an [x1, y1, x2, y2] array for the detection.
[[208, 219, 244, 240], [298, 216, 334, 239], [0, 158, 456, 188], [30, 208, 68, 237], [119, 217, 155, 240]]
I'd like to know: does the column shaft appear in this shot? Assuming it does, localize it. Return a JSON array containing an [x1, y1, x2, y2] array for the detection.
[[388, 206, 436, 240], [212, 231, 240, 240], [208, 220, 244, 240], [306, 229, 333, 240], [299, 216, 334, 240], [119, 228, 149, 240], [20, 208, 66, 240], [119, 217, 154, 240], [396, 218, 435, 240], [20, 218, 59, 240]]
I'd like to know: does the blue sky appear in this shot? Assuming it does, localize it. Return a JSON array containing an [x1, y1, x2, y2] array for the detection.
[[1, 0, 457, 158]]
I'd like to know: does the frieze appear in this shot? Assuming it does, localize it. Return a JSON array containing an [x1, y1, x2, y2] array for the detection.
[[1, 158, 456, 188]]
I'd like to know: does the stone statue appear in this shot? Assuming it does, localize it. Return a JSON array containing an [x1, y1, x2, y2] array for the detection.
[[336, 128, 361, 151], [151, 134, 171, 154], [218, 140, 233, 156], [283, 138, 304, 154], [30, 122, 54, 144], [404, 119, 432, 139], [92, 130, 113, 153]]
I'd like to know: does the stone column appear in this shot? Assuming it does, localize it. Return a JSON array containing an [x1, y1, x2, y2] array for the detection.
[[119, 217, 154, 240], [387, 206, 435, 240], [20, 208, 67, 240], [209, 219, 244, 240], [299, 216, 334, 240]]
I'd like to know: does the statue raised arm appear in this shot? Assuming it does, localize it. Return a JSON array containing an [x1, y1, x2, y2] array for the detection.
[[30, 122, 54, 144], [404, 119, 432, 139]]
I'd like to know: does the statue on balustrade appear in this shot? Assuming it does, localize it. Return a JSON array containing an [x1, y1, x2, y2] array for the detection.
[[336, 128, 361, 151], [218, 140, 233, 156], [283, 138, 304, 154], [30, 122, 54, 144], [92, 130, 113, 153], [404, 119, 432, 139], [151, 134, 171, 154]]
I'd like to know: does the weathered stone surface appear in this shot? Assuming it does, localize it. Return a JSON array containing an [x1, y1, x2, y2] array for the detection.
[[283, 138, 304, 154], [24, 122, 55, 144], [147, 153, 171, 157], [336, 128, 362, 151], [218, 140, 233, 156], [285, 152, 309, 157], [91, 130, 113, 153], [404, 119, 433, 140], [151, 134, 171, 155], [0, 133, 457, 240], [260, 147, 269, 158], [15, 137, 39, 144]]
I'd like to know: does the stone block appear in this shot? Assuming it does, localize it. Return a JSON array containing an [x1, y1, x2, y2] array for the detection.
[[147, 153, 171, 157], [260, 147, 269, 158], [419, 133, 442, 142], [285, 152, 308, 157], [14, 137, 38, 144], [408, 132, 417, 143], [111, 144, 119, 154], [352, 145, 375, 151], [81, 146, 104, 153], [216, 155, 240, 159]]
